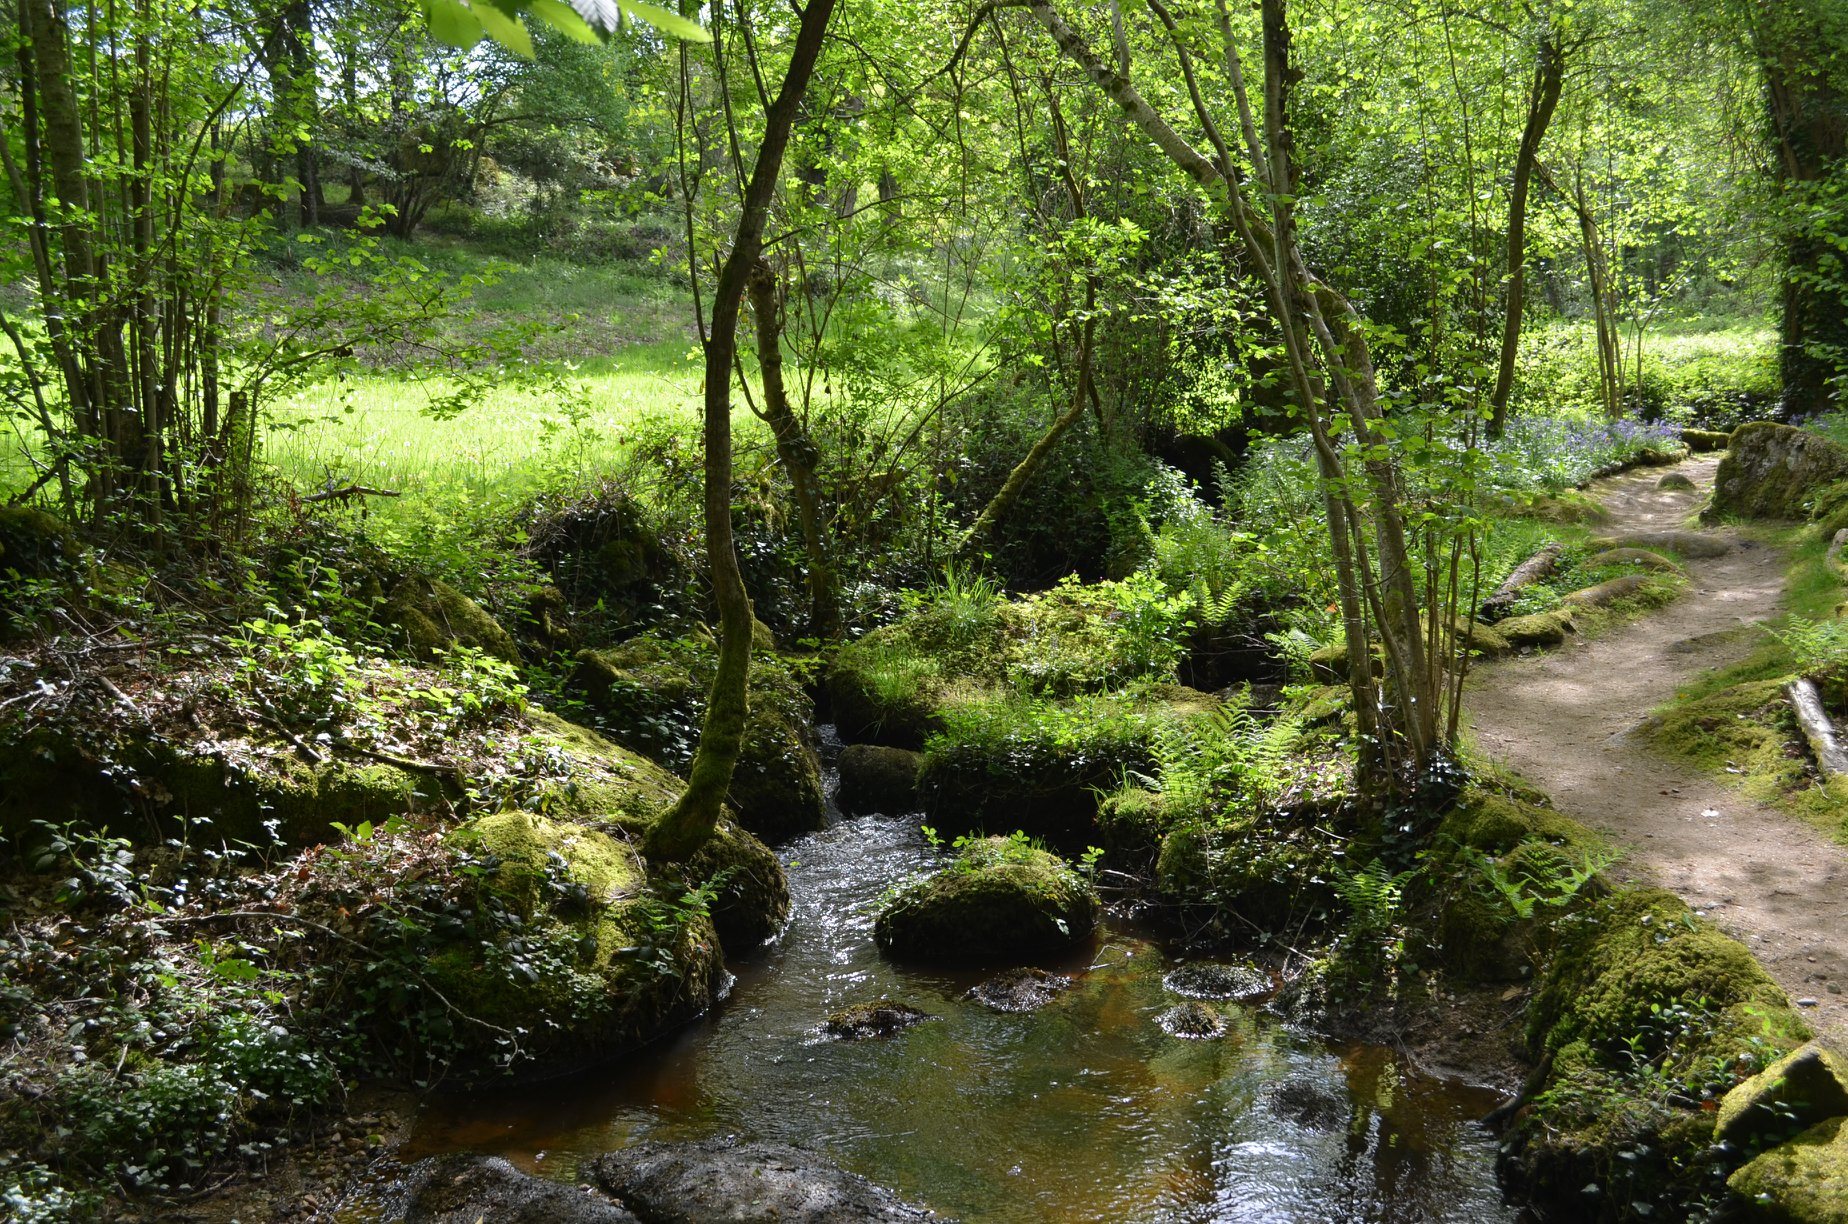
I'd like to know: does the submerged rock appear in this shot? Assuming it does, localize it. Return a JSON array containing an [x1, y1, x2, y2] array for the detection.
[[1706, 422, 1848, 522], [1156, 1000, 1227, 1040], [588, 1138, 940, 1222], [823, 999, 934, 1040], [1162, 961, 1270, 1001], [1715, 1042, 1848, 1150], [874, 837, 1098, 964], [1727, 1115, 1848, 1224], [965, 967, 1074, 1013], [393, 1154, 638, 1223], [837, 744, 923, 815]]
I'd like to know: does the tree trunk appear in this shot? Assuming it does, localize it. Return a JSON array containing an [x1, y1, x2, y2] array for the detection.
[[1752, 2, 1847, 418], [746, 260, 842, 640], [644, 0, 839, 861], [1488, 29, 1565, 436]]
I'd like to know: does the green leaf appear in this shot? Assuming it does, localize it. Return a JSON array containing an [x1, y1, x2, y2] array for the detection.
[[421, 0, 484, 47], [475, 0, 536, 57], [618, 0, 712, 41], [526, 0, 602, 42]]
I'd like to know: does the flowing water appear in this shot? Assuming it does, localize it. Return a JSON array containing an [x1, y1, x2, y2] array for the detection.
[[403, 734, 1520, 1222]]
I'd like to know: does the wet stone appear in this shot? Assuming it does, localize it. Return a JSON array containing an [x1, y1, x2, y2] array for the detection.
[[965, 967, 1074, 1013], [1157, 1000, 1228, 1040], [822, 999, 934, 1040], [1163, 961, 1271, 1001]]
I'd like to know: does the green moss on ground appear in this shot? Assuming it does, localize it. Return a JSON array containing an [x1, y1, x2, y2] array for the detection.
[[874, 835, 1098, 963]]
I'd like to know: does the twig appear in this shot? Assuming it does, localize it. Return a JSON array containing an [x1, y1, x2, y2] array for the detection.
[[302, 483, 402, 504]]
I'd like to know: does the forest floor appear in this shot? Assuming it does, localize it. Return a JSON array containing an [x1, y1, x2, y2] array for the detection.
[[1467, 454, 1848, 1048]]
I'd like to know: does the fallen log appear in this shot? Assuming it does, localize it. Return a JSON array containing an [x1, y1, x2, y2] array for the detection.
[[1787, 678, 1848, 779], [1480, 544, 1564, 622]]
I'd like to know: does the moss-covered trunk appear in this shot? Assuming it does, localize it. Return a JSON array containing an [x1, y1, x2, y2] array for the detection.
[[644, 0, 839, 862]]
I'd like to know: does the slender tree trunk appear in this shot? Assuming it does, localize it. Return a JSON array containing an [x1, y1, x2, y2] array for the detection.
[[645, 0, 840, 862], [746, 260, 842, 639], [1487, 29, 1565, 436]]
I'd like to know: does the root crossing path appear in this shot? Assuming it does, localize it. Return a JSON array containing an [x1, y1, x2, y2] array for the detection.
[[1466, 455, 1848, 1047]]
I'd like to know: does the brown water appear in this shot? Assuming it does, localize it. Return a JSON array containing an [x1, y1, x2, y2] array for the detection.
[[403, 736, 1520, 1222]]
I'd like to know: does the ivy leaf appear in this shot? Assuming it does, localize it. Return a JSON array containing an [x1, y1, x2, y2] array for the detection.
[[619, 0, 711, 41], [420, 0, 484, 48], [474, 0, 536, 57], [526, 0, 602, 42]]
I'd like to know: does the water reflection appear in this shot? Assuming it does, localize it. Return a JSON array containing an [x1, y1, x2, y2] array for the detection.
[[407, 799, 1518, 1222]]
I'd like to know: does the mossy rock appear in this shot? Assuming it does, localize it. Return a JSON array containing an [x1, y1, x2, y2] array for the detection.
[[385, 575, 521, 664], [1436, 887, 1528, 983], [420, 809, 724, 1078], [1526, 887, 1807, 1063], [1716, 1042, 1848, 1151], [874, 837, 1098, 963], [1291, 684, 1352, 725], [1684, 428, 1733, 454], [1706, 423, 1848, 523], [1153, 807, 1342, 938], [1506, 489, 1614, 525], [1496, 608, 1576, 649], [1657, 472, 1699, 492], [836, 744, 923, 815], [1584, 547, 1684, 573], [916, 685, 1214, 843], [1308, 640, 1381, 684], [0, 717, 426, 844], [1096, 786, 1170, 865], [574, 639, 824, 843], [1437, 790, 1598, 857], [1727, 1115, 1848, 1223], [821, 999, 933, 1040], [1641, 678, 1848, 825], [0, 505, 80, 636]]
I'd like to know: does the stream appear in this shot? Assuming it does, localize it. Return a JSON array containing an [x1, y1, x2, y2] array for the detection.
[[401, 731, 1521, 1222]]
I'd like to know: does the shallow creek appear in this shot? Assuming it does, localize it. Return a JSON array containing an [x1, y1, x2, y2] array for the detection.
[[402, 733, 1520, 1222]]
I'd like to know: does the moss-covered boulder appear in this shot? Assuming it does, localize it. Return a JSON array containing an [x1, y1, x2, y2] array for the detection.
[[385, 575, 521, 664], [574, 637, 824, 843], [1813, 481, 1848, 539], [1728, 1115, 1848, 1223], [1496, 608, 1576, 649], [1706, 423, 1848, 523], [1657, 471, 1698, 491], [917, 685, 1215, 842], [1308, 639, 1381, 684], [1684, 428, 1733, 454], [1496, 489, 1613, 525], [874, 836, 1098, 963], [837, 744, 922, 815], [0, 505, 80, 636], [1716, 1042, 1848, 1151], [1152, 804, 1344, 939], [1503, 886, 1811, 1219], [0, 709, 427, 844]]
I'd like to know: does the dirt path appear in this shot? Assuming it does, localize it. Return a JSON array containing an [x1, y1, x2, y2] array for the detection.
[[1466, 455, 1848, 1047]]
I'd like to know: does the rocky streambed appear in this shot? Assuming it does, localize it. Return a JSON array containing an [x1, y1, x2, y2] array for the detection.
[[366, 737, 1517, 1223]]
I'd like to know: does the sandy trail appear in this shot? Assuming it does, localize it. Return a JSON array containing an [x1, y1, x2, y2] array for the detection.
[[1466, 455, 1848, 1048]]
